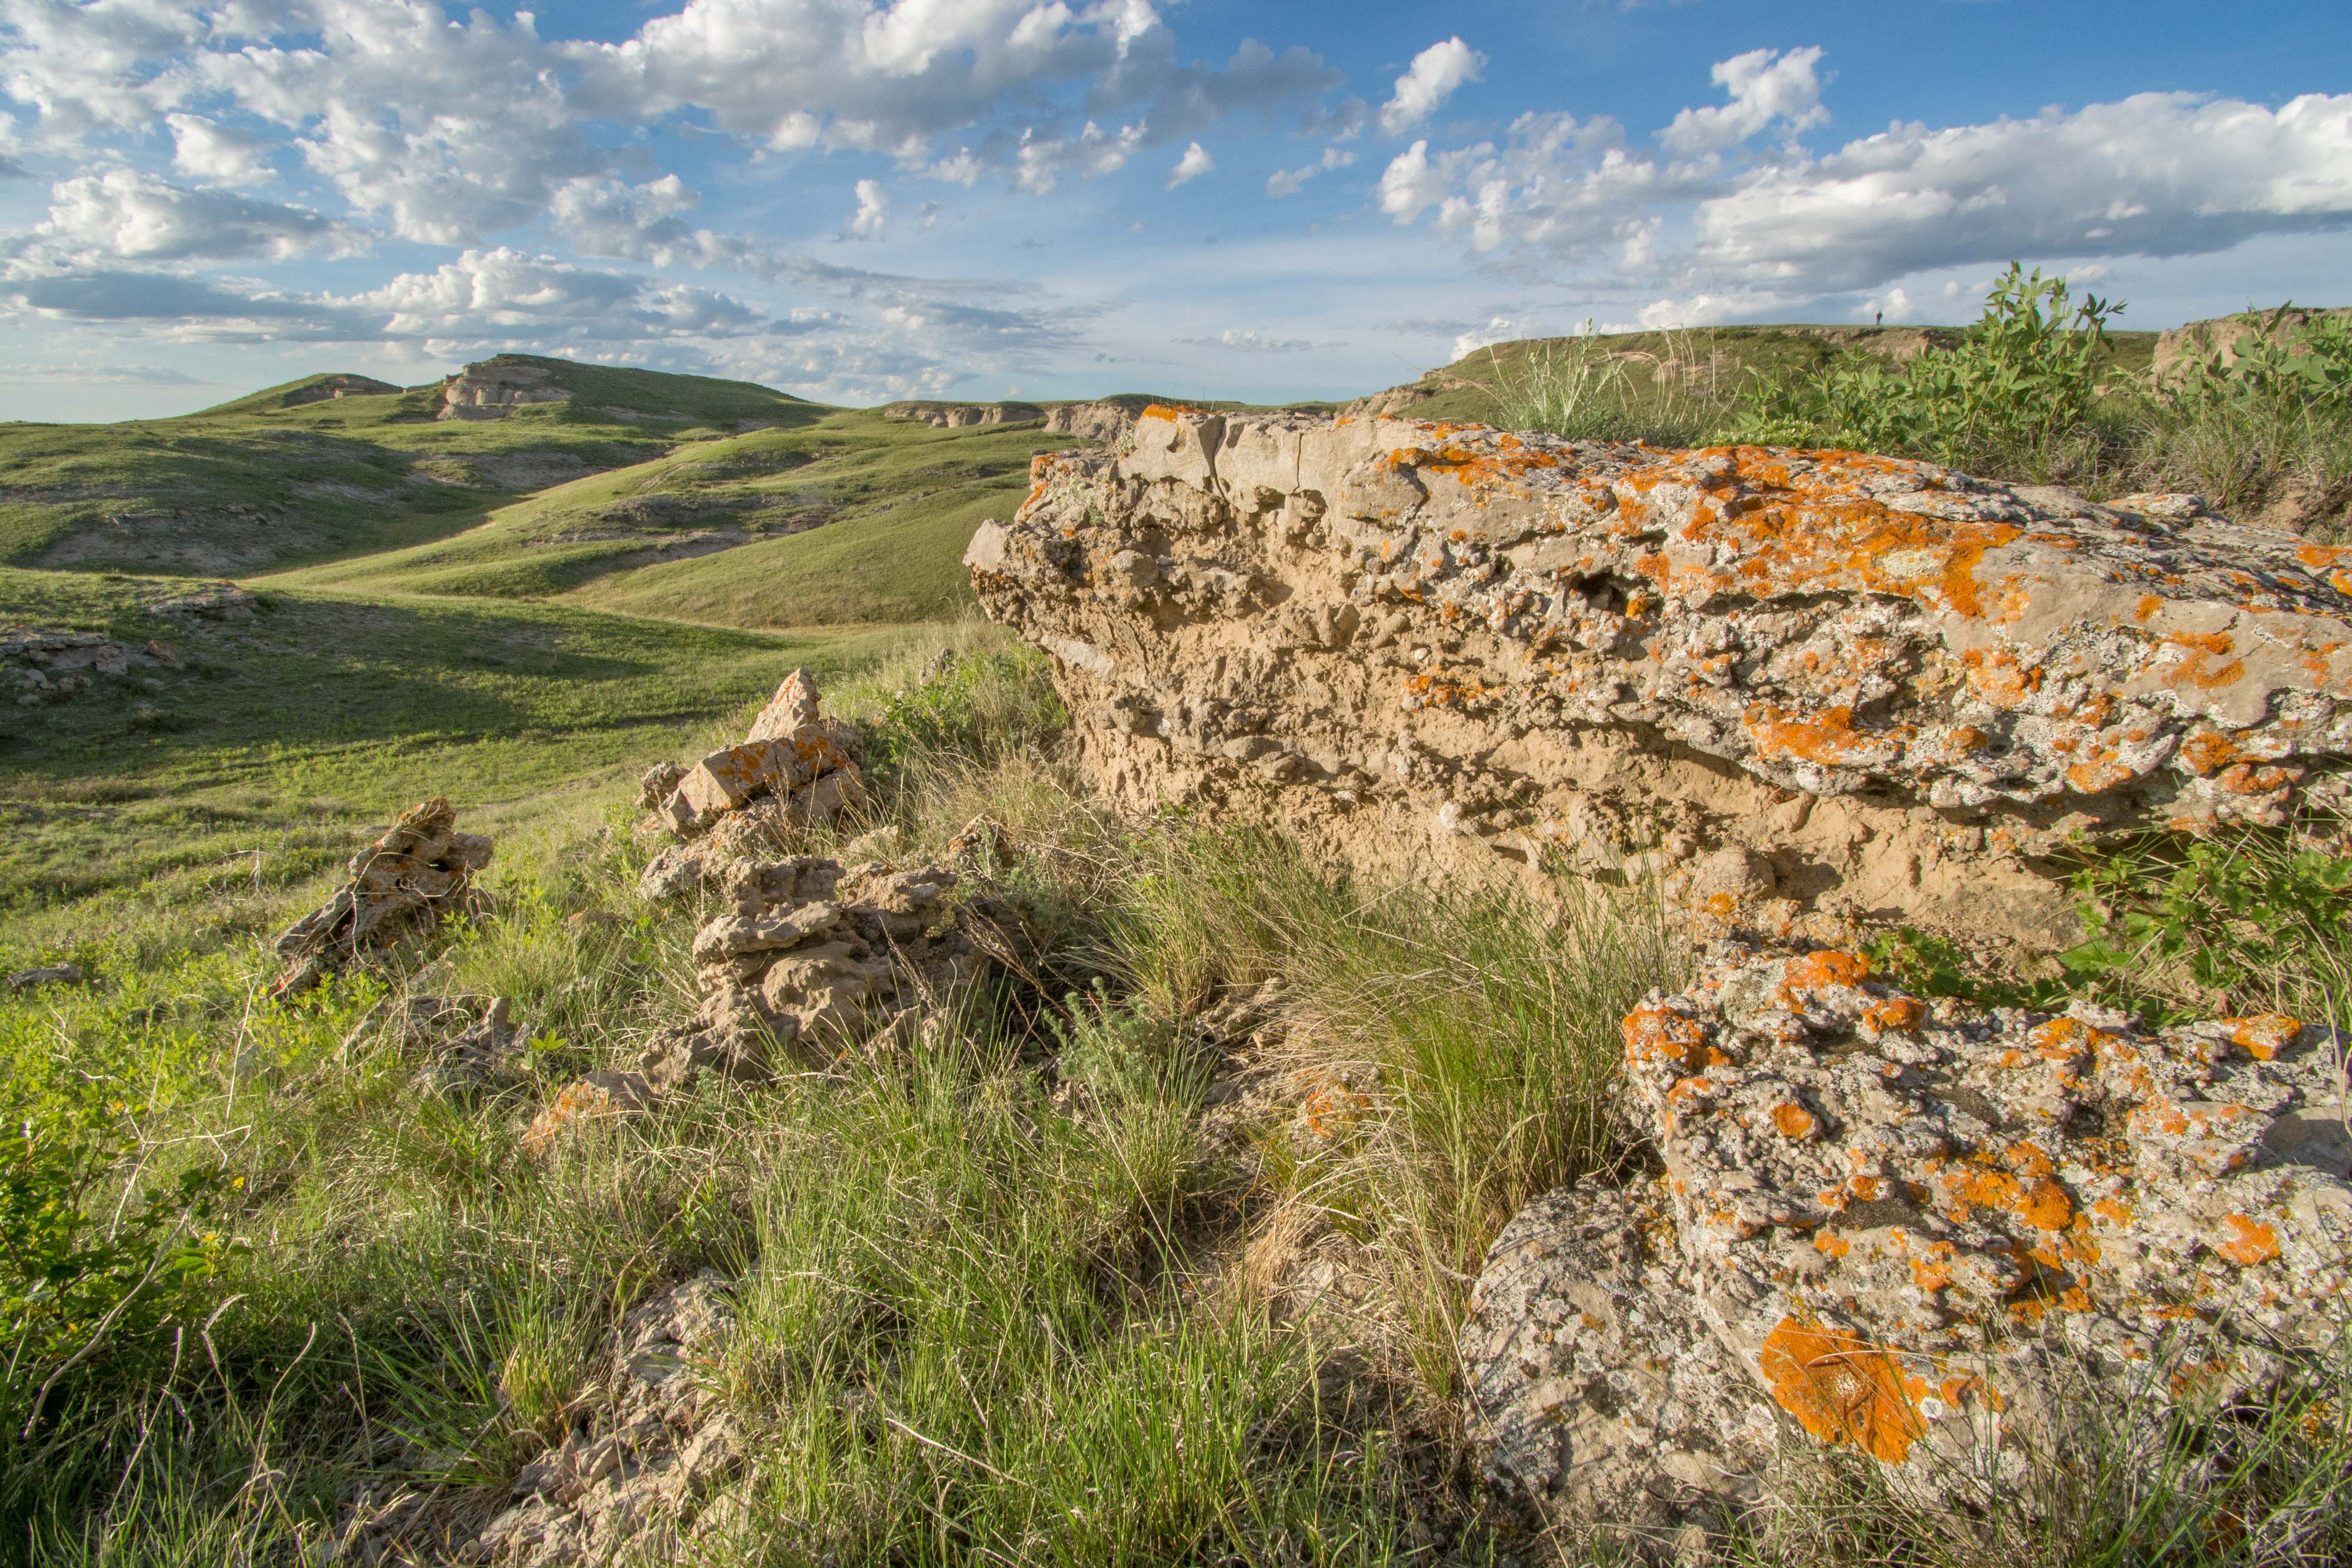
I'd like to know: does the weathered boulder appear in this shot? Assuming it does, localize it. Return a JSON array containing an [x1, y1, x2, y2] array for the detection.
[[1465, 949, 2352, 1526], [270, 799, 493, 995], [969, 410, 2352, 949], [638, 856, 987, 1089], [650, 667, 867, 839]]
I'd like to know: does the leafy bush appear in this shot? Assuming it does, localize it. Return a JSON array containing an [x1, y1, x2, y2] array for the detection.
[[1728, 265, 2124, 482], [2138, 306, 2352, 521]]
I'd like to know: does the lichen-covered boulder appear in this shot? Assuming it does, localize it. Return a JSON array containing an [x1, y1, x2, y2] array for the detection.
[[1465, 949, 2352, 1524], [1459, 1182, 1774, 1542], [970, 410, 2352, 948], [651, 667, 866, 838]]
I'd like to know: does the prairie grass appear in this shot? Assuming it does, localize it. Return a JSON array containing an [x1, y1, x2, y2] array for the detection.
[[9, 621, 2351, 1568]]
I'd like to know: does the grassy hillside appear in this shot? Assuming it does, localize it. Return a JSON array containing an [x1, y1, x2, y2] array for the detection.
[[0, 566, 898, 922], [273, 409, 1069, 624], [0, 356, 820, 578]]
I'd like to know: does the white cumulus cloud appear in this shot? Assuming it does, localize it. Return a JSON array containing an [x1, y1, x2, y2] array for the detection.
[[1378, 36, 1482, 135], [166, 114, 274, 186], [1691, 90, 2352, 293], [1267, 144, 1352, 197], [1166, 140, 1212, 188], [848, 177, 889, 236], [35, 168, 345, 261], [1658, 46, 1826, 155]]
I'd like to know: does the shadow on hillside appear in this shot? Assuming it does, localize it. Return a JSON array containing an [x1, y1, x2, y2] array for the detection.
[[0, 590, 838, 783]]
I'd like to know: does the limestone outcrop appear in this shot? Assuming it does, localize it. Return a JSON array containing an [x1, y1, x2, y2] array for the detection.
[[5, 628, 177, 706], [282, 373, 400, 407], [881, 399, 1043, 427], [270, 799, 492, 994], [639, 855, 989, 1090], [1044, 398, 1151, 442], [968, 409, 2352, 949], [441, 357, 572, 420], [1464, 950, 2351, 1533], [2154, 306, 2352, 379]]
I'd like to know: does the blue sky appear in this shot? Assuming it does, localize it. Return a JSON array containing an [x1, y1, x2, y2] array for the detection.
[[1, 0, 2348, 420]]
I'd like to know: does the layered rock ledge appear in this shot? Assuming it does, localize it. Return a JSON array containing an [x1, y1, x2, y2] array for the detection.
[[968, 409, 2352, 948]]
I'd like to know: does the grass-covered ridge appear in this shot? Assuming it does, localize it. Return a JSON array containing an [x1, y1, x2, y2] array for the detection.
[[0, 356, 823, 578], [271, 409, 1065, 624]]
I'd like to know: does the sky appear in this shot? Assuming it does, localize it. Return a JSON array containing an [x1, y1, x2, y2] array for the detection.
[[1, 0, 2348, 421]]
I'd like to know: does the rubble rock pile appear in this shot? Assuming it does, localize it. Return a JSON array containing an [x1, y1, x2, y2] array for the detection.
[[1463, 949, 2352, 1531], [271, 799, 493, 995], [5, 628, 176, 704], [644, 668, 868, 842], [968, 409, 2352, 950], [150, 581, 255, 619], [642, 856, 987, 1090]]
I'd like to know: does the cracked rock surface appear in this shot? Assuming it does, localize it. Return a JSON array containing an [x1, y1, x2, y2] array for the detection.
[[969, 410, 2352, 948], [1464, 948, 2352, 1525]]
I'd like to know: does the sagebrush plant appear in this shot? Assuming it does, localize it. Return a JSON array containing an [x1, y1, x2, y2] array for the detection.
[[1481, 325, 1740, 449]]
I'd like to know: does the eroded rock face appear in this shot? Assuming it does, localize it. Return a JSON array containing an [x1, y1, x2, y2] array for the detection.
[[442, 357, 572, 420], [969, 410, 2352, 948], [270, 798, 492, 995], [881, 400, 1044, 427], [1043, 399, 1144, 442], [1465, 951, 2352, 1523]]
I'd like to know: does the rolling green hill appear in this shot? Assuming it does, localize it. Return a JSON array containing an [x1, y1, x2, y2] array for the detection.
[[269, 408, 1067, 624], [0, 356, 821, 578]]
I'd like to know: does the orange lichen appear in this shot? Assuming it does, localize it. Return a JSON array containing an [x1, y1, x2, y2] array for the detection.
[[1862, 997, 1927, 1035], [1743, 703, 1907, 768], [1624, 1005, 1718, 1072], [2226, 1014, 2301, 1060], [2216, 1215, 2281, 1266], [1772, 1102, 1820, 1139], [1759, 1317, 1927, 1465], [1960, 647, 2042, 707], [2180, 730, 2244, 777]]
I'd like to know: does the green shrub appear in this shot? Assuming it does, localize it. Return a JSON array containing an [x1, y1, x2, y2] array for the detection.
[[1728, 265, 2125, 483], [2137, 306, 2352, 522]]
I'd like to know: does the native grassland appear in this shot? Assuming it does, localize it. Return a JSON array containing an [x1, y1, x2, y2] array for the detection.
[[8, 622, 2351, 1567], [4, 320, 2351, 1567]]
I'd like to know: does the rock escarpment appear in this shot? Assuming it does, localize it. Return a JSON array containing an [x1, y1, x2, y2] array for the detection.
[[968, 409, 2352, 949], [1462, 952, 2351, 1533], [881, 399, 1044, 427], [441, 357, 572, 420]]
